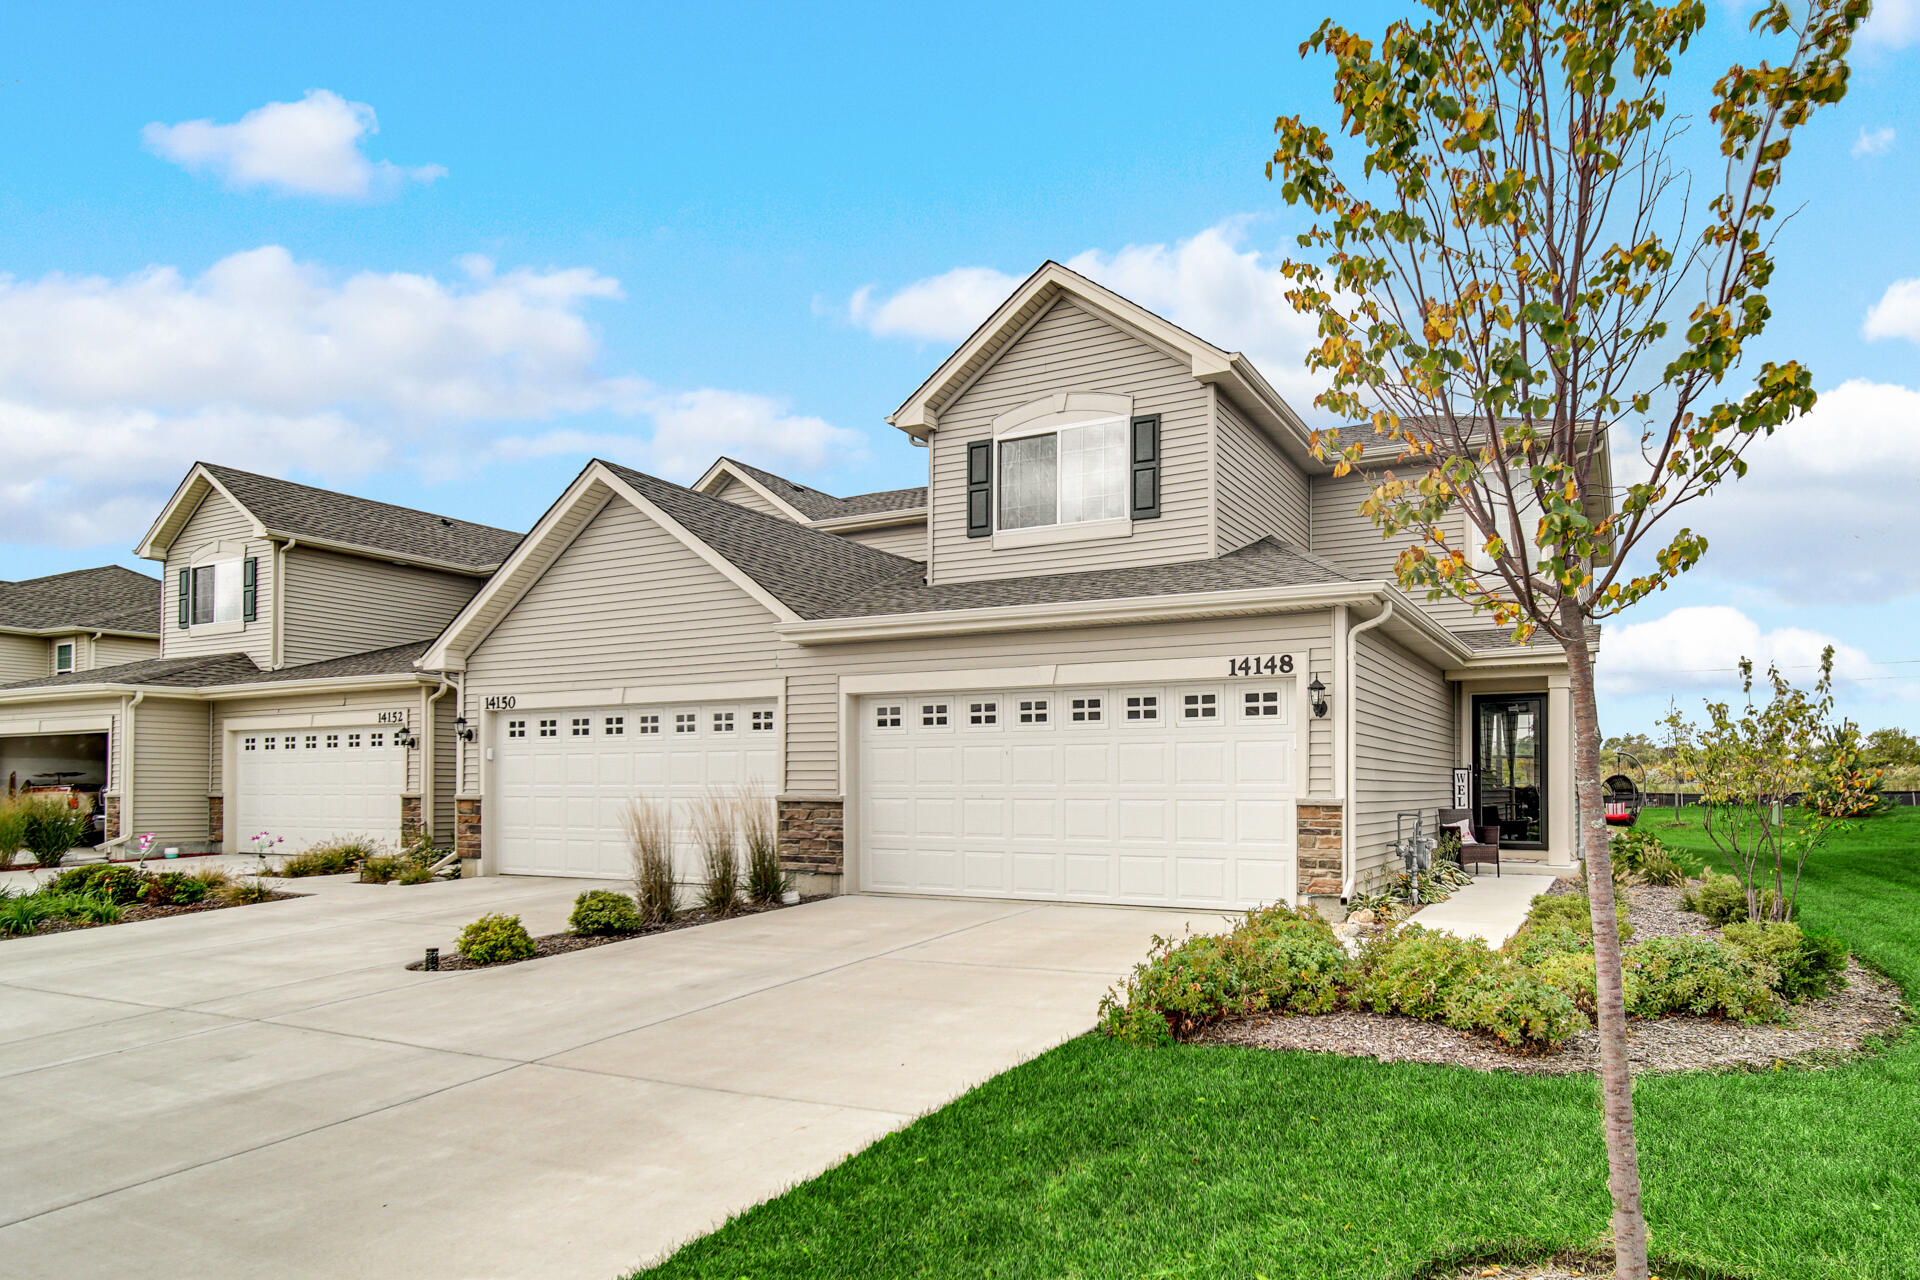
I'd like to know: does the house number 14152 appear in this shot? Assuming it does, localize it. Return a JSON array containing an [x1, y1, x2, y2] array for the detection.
[[1227, 655, 1291, 677]]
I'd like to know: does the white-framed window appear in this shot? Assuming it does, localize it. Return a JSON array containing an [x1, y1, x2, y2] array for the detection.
[[874, 704, 903, 730], [751, 709, 775, 732], [637, 714, 660, 735], [1182, 692, 1219, 721], [243, 736, 257, 751], [54, 641, 75, 674], [1124, 693, 1160, 723], [675, 712, 697, 735], [506, 719, 526, 739], [920, 702, 949, 728], [604, 716, 625, 736], [968, 699, 998, 726], [713, 711, 736, 733], [571, 717, 591, 737], [190, 560, 244, 626], [997, 417, 1129, 532], [1017, 697, 1050, 726], [537, 720, 557, 739], [1242, 689, 1283, 718], [1069, 695, 1103, 724]]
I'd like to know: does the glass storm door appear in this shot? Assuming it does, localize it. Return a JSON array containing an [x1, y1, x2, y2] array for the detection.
[[1474, 693, 1547, 849]]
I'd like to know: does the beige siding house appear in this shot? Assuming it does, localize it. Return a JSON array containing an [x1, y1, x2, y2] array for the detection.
[[424, 261, 1595, 908], [0, 466, 518, 860]]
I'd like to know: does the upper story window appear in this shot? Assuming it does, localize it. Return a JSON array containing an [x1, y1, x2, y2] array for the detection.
[[969, 392, 1159, 542], [178, 553, 257, 629], [997, 419, 1128, 532], [54, 641, 75, 674]]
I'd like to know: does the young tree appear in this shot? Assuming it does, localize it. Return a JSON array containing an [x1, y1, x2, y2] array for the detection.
[[1267, 3, 1865, 1275]]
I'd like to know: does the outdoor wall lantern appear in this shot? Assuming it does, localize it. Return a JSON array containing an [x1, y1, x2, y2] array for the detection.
[[453, 716, 477, 743], [392, 726, 420, 749], [1308, 676, 1330, 719]]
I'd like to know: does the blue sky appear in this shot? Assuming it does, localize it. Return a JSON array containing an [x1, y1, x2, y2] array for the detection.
[[1, 0, 1915, 737]]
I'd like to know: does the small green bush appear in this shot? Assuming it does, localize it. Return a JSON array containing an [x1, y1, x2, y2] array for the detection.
[[1523, 892, 1632, 942], [1679, 871, 1786, 925], [1351, 927, 1498, 1020], [395, 862, 434, 885], [218, 876, 279, 905], [1501, 922, 1592, 968], [19, 794, 94, 868], [0, 892, 56, 936], [1625, 935, 1778, 1022], [1442, 962, 1588, 1050], [1098, 902, 1352, 1045], [144, 871, 210, 907], [569, 889, 643, 936], [457, 912, 537, 964], [278, 839, 378, 877], [1721, 920, 1849, 1002], [358, 854, 404, 884], [1532, 950, 1605, 1016], [54, 892, 123, 925], [48, 864, 148, 905]]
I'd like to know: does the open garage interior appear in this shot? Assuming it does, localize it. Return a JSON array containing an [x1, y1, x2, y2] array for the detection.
[[857, 679, 1298, 910], [1, 731, 108, 845]]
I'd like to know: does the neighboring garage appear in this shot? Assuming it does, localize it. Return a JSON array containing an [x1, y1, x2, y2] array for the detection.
[[491, 698, 779, 878], [856, 678, 1299, 909], [232, 726, 409, 851]]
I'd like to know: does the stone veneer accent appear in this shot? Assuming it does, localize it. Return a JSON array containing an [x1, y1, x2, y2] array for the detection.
[[1297, 803, 1344, 898], [207, 795, 222, 845], [778, 797, 844, 877], [455, 797, 483, 861], [400, 795, 423, 842], [104, 794, 122, 843]]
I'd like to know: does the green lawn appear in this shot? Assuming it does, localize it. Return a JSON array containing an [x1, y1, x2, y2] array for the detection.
[[633, 809, 1920, 1280]]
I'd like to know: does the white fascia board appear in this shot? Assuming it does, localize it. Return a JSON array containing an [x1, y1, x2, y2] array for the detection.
[[0, 672, 431, 707], [691, 459, 813, 523], [807, 508, 928, 534], [134, 465, 268, 561], [779, 582, 1394, 646], [1445, 651, 1575, 680], [0, 626, 159, 641]]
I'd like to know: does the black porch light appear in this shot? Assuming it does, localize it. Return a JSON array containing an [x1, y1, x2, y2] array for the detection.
[[1307, 676, 1329, 718], [454, 716, 476, 743]]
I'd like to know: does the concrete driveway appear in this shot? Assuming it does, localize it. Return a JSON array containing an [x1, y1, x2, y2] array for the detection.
[[0, 870, 1217, 1279]]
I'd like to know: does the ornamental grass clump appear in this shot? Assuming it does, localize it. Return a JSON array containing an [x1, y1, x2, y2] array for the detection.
[[691, 791, 741, 916], [19, 794, 93, 868], [278, 838, 379, 877], [624, 798, 676, 925], [1098, 902, 1350, 1046], [737, 782, 786, 904]]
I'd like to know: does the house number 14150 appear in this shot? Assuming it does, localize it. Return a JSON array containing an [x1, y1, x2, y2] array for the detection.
[[1227, 655, 1292, 677]]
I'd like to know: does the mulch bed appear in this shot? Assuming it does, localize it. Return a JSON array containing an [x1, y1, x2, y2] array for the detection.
[[12, 891, 305, 939], [405, 895, 829, 971], [1435, 1250, 1739, 1279], [1195, 879, 1909, 1075]]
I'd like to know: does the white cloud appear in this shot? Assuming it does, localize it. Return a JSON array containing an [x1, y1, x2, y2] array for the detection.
[[847, 220, 1328, 408], [1863, 278, 1920, 343], [0, 247, 857, 546], [142, 90, 446, 198], [1852, 125, 1897, 158], [1619, 379, 1920, 604], [1597, 605, 1878, 698], [1862, 0, 1917, 47], [846, 267, 1022, 343]]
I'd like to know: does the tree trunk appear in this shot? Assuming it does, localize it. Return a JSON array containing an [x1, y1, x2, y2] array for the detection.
[[1561, 601, 1650, 1280]]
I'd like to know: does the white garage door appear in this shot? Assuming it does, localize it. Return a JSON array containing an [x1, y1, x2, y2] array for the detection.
[[234, 728, 406, 851], [493, 700, 779, 878], [859, 680, 1297, 909]]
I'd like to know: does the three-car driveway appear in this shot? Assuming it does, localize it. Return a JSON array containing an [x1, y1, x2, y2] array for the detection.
[[0, 871, 1216, 1279]]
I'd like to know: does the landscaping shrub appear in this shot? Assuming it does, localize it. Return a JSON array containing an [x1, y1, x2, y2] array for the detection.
[[1501, 922, 1592, 968], [143, 871, 210, 907], [692, 791, 740, 916], [19, 794, 93, 868], [0, 891, 55, 936], [55, 892, 123, 925], [1532, 950, 1605, 1016], [218, 876, 279, 905], [395, 862, 435, 885], [0, 798, 30, 870], [1634, 848, 1688, 887], [1624, 935, 1778, 1022], [277, 839, 378, 877], [1680, 870, 1783, 924], [625, 798, 676, 925], [1351, 927, 1498, 1020], [1098, 903, 1351, 1046], [48, 864, 147, 905], [570, 889, 643, 936], [456, 912, 536, 964], [359, 854, 405, 884], [1442, 962, 1588, 1050], [1523, 891, 1631, 942], [1722, 920, 1849, 1002], [738, 783, 786, 904]]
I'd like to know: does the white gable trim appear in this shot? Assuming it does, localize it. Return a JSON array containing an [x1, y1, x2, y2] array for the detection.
[[418, 462, 798, 671], [135, 465, 268, 561], [692, 458, 812, 523]]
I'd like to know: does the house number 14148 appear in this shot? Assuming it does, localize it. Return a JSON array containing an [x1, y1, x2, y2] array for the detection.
[[1227, 655, 1291, 677]]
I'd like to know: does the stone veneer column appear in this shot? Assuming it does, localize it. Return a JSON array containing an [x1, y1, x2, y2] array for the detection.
[[455, 797, 483, 863], [400, 795, 424, 842], [206, 795, 222, 846], [104, 794, 122, 843], [1296, 803, 1344, 899], [777, 796, 844, 892]]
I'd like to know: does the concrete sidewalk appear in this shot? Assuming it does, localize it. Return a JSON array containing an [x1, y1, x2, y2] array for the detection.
[[1410, 868, 1567, 945]]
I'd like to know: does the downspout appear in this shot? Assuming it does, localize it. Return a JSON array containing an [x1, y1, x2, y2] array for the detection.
[[1339, 598, 1395, 900], [99, 690, 146, 852], [271, 537, 296, 670], [425, 675, 454, 846]]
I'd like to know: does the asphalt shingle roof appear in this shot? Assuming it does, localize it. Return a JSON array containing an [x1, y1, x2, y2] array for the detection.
[[0, 641, 433, 694], [0, 566, 160, 636], [202, 464, 524, 571], [719, 458, 926, 522], [1453, 623, 1599, 653]]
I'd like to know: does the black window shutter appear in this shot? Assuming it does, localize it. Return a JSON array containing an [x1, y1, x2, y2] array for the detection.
[[1130, 414, 1161, 520], [242, 557, 258, 621], [966, 440, 993, 538], [177, 569, 190, 628]]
